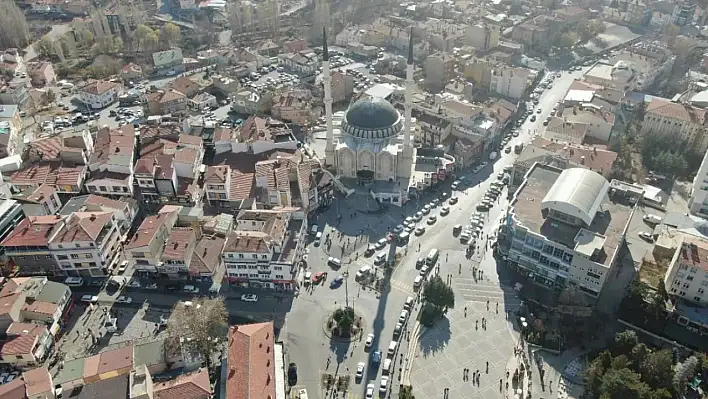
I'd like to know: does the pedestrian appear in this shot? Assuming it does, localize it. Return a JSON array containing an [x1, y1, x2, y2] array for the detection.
[[464, 306, 467, 317]]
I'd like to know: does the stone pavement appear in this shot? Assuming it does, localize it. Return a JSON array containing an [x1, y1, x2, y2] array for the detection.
[[409, 302, 519, 399]]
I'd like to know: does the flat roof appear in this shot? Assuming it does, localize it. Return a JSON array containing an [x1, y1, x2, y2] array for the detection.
[[511, 163, 633, 266]]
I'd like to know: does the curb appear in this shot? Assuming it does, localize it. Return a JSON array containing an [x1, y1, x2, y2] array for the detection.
[[321, 309, 365, 343], [402, 320, 423, 385]]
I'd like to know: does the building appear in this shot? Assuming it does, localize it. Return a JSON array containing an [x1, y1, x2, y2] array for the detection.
[[0, 199, 24, 271], [228, 116, 298, 155], [26, 62, 56, 87], [271, 89, 316, 126], [280, 51, 319, 75], [125, 208, 179, 278], [121, 63, 143, 84], [322, 30, 417, 206], [0, 85, 30, 110], [2, 216, 64, 276], [640, 98, 708, 153], [511, 137, 618, 191], [190, 92, 218, 110], [689, 150, 708, 218], [673, 0, 697, 26], [146, 89, 188, 116], [12, 184, 62, 217], [168, 76, 201, 98], [77, 81, 122, 110], [423, 53, 456, 91], [49, 211, 123, 277], [330, 71, 355, 103], [224, 322, 285, 399], [230, 89, 273, 115], [204, 165, 255, 209], [224, 209, 305, 291], [464, 24, 499, 51], [3, 277, 72, 334], [503, 165, 633, 298], [85, 127, 135, 198], [152, 48, 185, 76], [59, 194, 137, 234], [0, 366, 56, 399], [489, 67, 529, 100], [664, 234, 708, 305]]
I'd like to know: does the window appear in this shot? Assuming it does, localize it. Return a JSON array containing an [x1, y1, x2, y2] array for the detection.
[[99, 186, 107, 191], [691, 267, 698, 274], [562, 253, 573, 264], [252, 254, 258, 259], [261, 255, 268, 259], [553, 248, 564, 258], [531, 251, 540, 260], [112, 186, 121, 192], [57, 255, 68, 260], [238, 254, 244, 259], [89, 262, 96, 267], [75, 243, 81, 248], [539, 256, 550, 266], [70, 254, 80, 259], [695, 297, 701, 302], [542, 244, 554, 255], [687, 275, 695, 281], [699, 288, 705, 294]]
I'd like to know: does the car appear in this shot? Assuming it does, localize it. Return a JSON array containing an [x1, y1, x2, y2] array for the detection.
[[404, 223, 416, 233], [415, 258, 425, 269], [404, 216, 414, 225], [183, 285, 200, 293], [431, 199, 439, 207], [145, 283, 158, 290], [288, 363, 298, 385], [440, 206, 450, 216], [375, 238, 387, 249], [115, 296, 132, 304], [427, 216, 437, 225], [415, 226, 426, 235], [449, 196, 458, 205], [0, 373, 8, 384], [81, 295, 98, 303], [420, 265, 430, 276], [165, 70, 176, 76], [374, 253, 387, 265], [365, 333, 375, 348], [127, 280, 141, 288], [477, 203, 490, 211], [330, 275, 344, 288], [392, 225, 405, 234], [117, 260, 128, 274], [413, 212, 423, 221], [366, 383, 375, 398], [365, 245, 376, 256], [371, 349, 382, 366], [643, 214, 662, 224], [638, 231, 654, 241], [380, 376, 389, 394], [422, 205, 431, 215], [399, 309, 409, 324], [356, 362, 366, 380], [536, 108, 542, 114], [241, 294, 259, 302], [481, 162, 488, 168]]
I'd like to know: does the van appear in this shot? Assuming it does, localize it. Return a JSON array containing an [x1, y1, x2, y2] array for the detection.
[[64, 277, 84, 287], [374, 253, 387, 265], [397, 231, 410, 243], [382, 358, 392, 375], [643, 214, 662, 225], [314, 231, 323, 245], [310, 224, 319, 235], [387, 341, 398, 357], [413, 275, 423, 289], [328, 257, 342, 268], [404, 296, 414, 310], [426, 249, 439, 265]]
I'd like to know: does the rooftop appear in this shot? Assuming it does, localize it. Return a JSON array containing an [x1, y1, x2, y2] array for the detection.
[[162, 229, 196, 260], [511, 164, 633, 266], [676, 235, 708, 272], [1, 216, 62, 247], [65, 373, 129, 399], [515, 137, 617, 176], [154, 368, 211, 399], [190, 235, 226, 275], [226, 322, 277, 399]]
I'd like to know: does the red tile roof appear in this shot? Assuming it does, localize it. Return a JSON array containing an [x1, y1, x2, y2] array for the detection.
[[230, 172, 254, 201], [83, 345, 133, 378], [9, 161, 85, 189], [7, 322, 48, 336], [226, 322, 277, 399], [21, 300, 58, 316], [205, 166, 229, 183], [0, 377, 25, 399], [51, 212, 113, 244], [162, 229, 196, 260], [126, 214, 168, 249], [1, 216, 62, 247], [23, 366, 53, 397], [189, 235, 226, 275], [154, 368, 211, 399], [0, 334, 38, 356], [80, 80, 120, 95]]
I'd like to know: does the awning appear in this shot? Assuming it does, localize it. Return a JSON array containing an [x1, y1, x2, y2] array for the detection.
[[50, 322, 61, 336]]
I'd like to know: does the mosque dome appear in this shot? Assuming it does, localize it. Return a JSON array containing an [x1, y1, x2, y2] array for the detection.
[[341, 96, 403, 140]]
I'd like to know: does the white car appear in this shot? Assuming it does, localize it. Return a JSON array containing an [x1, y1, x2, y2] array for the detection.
[[415, 226, 426, 236], [375, 238, 387, 249], [241, 294, 259, 302], [356, 362, 366, 380], [413, 212, 423, 222], [145, 283, 158, 290], [366, 383, 375, 399], [81, 295, 98, 303], [115, 296, 132, 304], [380, 376, 389, 394], [638, 231, 654, 241], [128, 280, 141, 288], [427, 216, 437, 225], [365, 333, 375, 348], [440, 206, 450, 216], [183, 285, 200, 294]]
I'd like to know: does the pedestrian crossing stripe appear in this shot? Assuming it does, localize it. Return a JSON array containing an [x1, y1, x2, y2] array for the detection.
[[390, 279, 415, 295]]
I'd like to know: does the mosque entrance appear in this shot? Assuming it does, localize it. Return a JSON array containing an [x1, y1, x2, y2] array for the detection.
[[356, 170, 374, 186]]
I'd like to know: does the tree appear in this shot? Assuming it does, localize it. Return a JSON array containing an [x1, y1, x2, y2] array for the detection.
[[599, 368, 651, 398], [663, 24, 680, 46], [640, 350, 674, 389], [612, 330, 639, 356], [77, 29, 95, 48], [145, 31, 159, 52], [559, 32, 578, 48], [422, 275, 455, 310], [399, 385, 415, 399], [0, 0, 30, 49], [42, 89, 56, 105], [35, 37, 55, 59], [160, 23, 181, 48], [332, 307, 356, 336], [673, 356, 698, 395], [167, 297, 228, 369], [134, 24, 155, 51]]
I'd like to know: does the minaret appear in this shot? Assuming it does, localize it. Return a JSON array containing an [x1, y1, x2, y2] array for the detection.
[[323, 27, 335, 167], [404, 28, 414, 154]]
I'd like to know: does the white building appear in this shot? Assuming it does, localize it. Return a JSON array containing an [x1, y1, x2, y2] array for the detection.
[[280, 51, 319, 75], [641, 98, 708, 153], [77, 81, 122, 110], [489, 67, 529, 100], [124, 207, 179, 277], [49, 212, 123, 277], [690, 150, 708, 218], [664, 234, 708, 305], [223, 209, 306, 291], [505, 165, 633, 298]]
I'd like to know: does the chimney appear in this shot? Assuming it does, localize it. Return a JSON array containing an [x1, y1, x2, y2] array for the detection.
[[89, 214, 96, 221]]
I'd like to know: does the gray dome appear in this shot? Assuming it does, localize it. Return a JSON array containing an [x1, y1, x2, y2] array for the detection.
[[342, 97, 402, 140]]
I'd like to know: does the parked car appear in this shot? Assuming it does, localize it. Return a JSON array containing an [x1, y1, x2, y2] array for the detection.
[[80, 295, 98, 303], [365, 333, 375, 348], [356, 362, 365, 381], [183, 285, 200, 293], [241, 294, 259, 302], [115, 296, 132, 304]]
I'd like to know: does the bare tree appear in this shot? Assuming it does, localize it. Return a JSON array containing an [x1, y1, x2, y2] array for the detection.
[[167, 297, 229, 369], [0, 0, 29, 49]]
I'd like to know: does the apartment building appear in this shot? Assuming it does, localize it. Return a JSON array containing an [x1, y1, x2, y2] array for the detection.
[[0, 199, 24, 270], [85, 126, 135, 198], [146, 89, 188, 116], [59, 194, 138, 234], [690, 150, 708, 218], [665, 234, 708, 304], [27, 61, 56, 87], [125, 208, 179, 278], [2, 277, 72, 333], [280, 51, 319, 75], [640, 98, 708, 153], [2, 216, 63, 276], [152, 48, 185, 76], [464, 24, 500, 51], [49, 212, 123, 277], [490, 67, 530, 100], [228, 116, 298, 155], [77, 81, 122, 110], [230, 89, 274, 115], [271, 89, 317, 126], [0, 366, 55, 398], [503, 165, 632, 298], [159, 228, 198, 280], [204, 165, 255, 209], [224, 209, 306, 291], [12, 184, 62, 216], [423, 53, 456, 92]]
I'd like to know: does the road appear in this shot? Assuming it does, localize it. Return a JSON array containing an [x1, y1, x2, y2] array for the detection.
[[280, 67, 588, 399]]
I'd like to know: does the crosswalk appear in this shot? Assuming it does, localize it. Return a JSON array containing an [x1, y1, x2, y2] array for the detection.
[[454, 278, 522, 310], [390, 279, 415, 295]]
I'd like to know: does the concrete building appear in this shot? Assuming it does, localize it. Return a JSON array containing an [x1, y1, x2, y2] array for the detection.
[[641, 98, 708, 153], [423, 53, 456, 91], [125, 208, 179, 278], [12, 184, 62, 217], [77, 81, 122, 110], [689, 150, 708, 218], [230, 89, 273, 115], [489, 66, 529, 100], [27, 62, 56, 87], [59, 194, 137, 234], [220, 116, 298, 155], [146, 89, 188, 116], [271, 89, 317, 126], [2, 216, 64, 276], [464, 24, 499, 51], [280, 51, 319, 75], [664, 234, 708, 305], [152, 48, 185, 76], [0, 199, 24, 270], [224, 209, 306, 291], [504, 165, 633, 298], [85, 127, 136, 198]]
